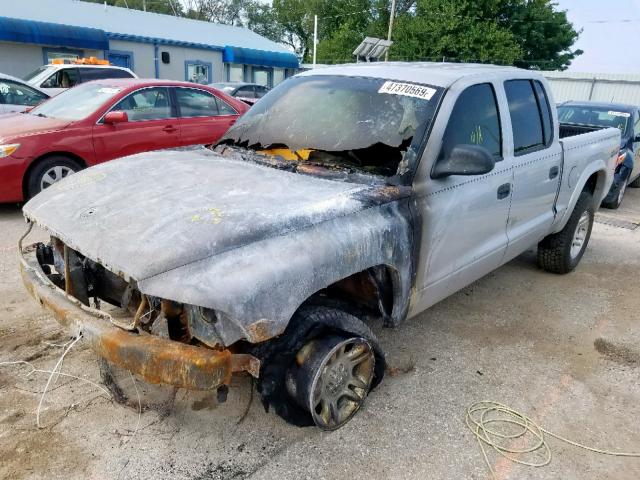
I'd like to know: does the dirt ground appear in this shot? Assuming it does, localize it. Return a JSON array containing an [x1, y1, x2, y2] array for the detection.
[[1, 189, 639, 480]]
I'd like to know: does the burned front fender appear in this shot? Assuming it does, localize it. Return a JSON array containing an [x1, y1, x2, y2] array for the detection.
[[138, 199, 413, 347]]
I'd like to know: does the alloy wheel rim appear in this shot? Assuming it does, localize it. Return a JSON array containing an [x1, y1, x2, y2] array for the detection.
[[570, 211, 590, 259], [308, 337, 375, 430], [40, 165, 74, 191]]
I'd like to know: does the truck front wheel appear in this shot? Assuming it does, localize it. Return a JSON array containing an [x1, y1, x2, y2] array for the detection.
[[255, 306, 385, 429], [537, 191, 594, 274]]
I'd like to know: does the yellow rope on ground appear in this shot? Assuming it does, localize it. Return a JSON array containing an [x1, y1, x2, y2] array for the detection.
[[466, 401, 640, 480]]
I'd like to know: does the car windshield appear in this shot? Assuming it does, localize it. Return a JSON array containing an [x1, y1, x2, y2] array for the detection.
[[558, 105, 631, 137], [221, 75, 443, 177], [22, 66, 48, 82], [29, 83, 122, 121]]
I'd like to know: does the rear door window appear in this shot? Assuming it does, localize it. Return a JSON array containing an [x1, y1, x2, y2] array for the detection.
[[533, 81, 553, 145], [215, 97, 238, 115], [236, 86, 256, 98], [255, 86, 269, 98], [504, 79, 545, 155], [438, 83, 502, 163], [79, 68, 133, 83], [111, 87, 173, 121], [176, 88, 219, 117]]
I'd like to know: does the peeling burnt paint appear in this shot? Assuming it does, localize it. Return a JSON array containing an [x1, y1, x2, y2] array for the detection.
[[22, 147, 415, 349]]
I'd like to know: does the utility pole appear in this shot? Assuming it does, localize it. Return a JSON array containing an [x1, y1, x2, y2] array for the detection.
[[313, 14, 318, 67], [143, 0, 147, 11], [385, 0, 396, 61]]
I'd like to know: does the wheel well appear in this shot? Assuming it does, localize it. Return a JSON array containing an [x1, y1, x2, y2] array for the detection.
[[582, 170, 607, 207], [303, 265, 396, 323], [22, 152, 86, 198], [583, 172, 598, 195]]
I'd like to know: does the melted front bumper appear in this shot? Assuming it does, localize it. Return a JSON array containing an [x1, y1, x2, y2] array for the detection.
[[19, 242, 259, 390]]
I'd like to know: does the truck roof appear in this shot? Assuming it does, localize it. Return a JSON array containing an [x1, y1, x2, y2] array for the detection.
[[297, 62, 530, 88]]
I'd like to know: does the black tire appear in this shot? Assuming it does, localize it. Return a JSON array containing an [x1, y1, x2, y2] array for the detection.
[[26, 156, 82, 199], [537, 191, 594, 274], [601, 179, 627, 209], [629, 175, 640, 188], [254, 305, 385, 427]]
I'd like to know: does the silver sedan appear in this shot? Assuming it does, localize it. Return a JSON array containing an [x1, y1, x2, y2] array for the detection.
[[0, 72, 49, 113]]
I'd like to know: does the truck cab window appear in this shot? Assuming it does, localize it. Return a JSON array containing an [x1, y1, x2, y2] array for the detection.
[[505, 79, 545, 155], [533, 81, 553, 146], [438, 83, 502, 164]]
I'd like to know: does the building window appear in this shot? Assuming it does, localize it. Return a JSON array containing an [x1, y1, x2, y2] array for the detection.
[[185, 60, 212, 84], [252, 67, 273, 87], [227, 64, 244, 82], [107, 50, 134, 70], [42, 47, 83, 64]]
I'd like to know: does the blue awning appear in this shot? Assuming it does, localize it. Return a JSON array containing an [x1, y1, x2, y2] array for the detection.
[[0, 16, 109, 51], [223, 46, 298, 69]]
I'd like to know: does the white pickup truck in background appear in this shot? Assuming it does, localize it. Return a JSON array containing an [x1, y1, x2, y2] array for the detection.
[[20, 63, 620, 430]]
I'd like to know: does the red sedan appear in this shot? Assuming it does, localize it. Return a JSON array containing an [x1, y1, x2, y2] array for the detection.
[[0, 79, 248, 202]]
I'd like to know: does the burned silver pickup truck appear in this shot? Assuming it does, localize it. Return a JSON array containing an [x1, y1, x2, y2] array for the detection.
[[20, 63, 619, 430]]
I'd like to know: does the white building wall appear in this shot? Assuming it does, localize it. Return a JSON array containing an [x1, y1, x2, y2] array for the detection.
[[0, 41, 103, 78], [108, 40, 155, 78], [543, 71, 640, 105]]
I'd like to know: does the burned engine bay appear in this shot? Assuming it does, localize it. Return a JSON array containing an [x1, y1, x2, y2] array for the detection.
[[34, 237, 223, 346]]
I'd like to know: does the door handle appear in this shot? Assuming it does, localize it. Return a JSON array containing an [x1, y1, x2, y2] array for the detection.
[[549, 166, 559, 179], [162, 125, 178, 133], [497, 183, 511, 200]]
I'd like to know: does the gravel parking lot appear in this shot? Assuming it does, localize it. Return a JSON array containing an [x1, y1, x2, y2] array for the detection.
[[1, 190, 639, 480]]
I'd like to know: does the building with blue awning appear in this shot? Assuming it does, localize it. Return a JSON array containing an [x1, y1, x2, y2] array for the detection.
[[0, 0, 299, 87]]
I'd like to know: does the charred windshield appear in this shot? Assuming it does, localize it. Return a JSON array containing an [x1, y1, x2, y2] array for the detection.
[[220, 75, 444, 178]]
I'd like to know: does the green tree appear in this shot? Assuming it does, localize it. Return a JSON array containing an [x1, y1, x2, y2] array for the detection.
[[313, 0, 581, 69]]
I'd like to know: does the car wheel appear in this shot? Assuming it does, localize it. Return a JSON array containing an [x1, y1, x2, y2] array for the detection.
[[27, 156, 82, 199], [286, 335, 375, 430], [602, 178, 627, 209], [537, 191, 594, 274], [255, 305, 385, 429], [629, 175, 640, 188]]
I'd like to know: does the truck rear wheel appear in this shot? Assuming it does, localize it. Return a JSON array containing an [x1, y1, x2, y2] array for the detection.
[[255, 305, 385, 429], [537, 191, 594, 274]]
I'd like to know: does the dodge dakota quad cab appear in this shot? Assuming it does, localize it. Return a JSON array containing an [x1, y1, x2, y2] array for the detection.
[[19, 63, 619, 430]]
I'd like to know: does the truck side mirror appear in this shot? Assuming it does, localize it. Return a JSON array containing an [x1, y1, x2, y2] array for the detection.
[[431, 144, 496, 179]]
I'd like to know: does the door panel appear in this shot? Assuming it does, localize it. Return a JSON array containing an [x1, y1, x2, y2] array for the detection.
[[174, 87, 237, 145], [410, 82, 512, 314], [503, 80, 562, 261], [92, 87, 180, 162]]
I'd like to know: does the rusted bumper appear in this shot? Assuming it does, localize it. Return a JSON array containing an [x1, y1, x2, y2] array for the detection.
[[19, 243, 259, 390]]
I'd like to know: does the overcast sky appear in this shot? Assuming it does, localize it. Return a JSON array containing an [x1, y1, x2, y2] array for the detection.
[[551, 0, 640, 73]]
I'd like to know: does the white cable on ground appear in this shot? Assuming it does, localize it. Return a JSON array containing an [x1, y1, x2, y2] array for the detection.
[[466, 400, 640, 480], [35, 334, 82, 428]]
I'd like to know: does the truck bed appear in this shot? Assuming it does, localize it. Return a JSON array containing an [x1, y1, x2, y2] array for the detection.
[[559, 122, 603, 139], [552, 126, 620, 233]]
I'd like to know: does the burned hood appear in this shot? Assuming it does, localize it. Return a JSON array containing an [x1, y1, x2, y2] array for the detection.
[[23, 147, 409, 281]]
